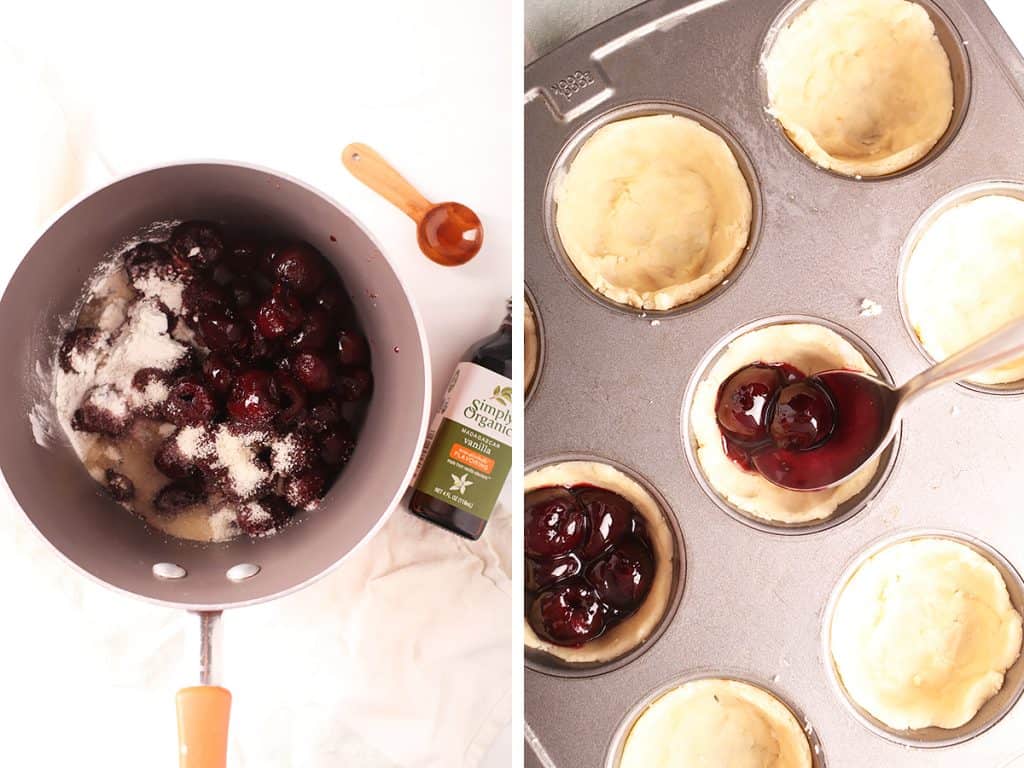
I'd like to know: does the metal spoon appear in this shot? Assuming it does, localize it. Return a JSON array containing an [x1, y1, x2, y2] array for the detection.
[[763, 315, 1024, 492], [342, 142, 483, 267]]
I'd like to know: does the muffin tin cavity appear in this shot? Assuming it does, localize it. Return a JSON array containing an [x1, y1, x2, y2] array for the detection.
[[823, 529, 1024, 747], [899, 180, 1024, 395], [760, 0, 972, 180], [604, 673, 827, 768], [543, 101, 762, 318], [524, 285, 544, 405], [681, 316, 901, 536], [524, 455, 685, 679]]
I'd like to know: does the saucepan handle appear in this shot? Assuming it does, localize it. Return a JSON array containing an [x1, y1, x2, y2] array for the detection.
[[176, 686, 232, 768], [176, 611, 230, 768]]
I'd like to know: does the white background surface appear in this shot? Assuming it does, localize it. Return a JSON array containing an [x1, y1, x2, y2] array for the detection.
[[0, 2, 521, 767]]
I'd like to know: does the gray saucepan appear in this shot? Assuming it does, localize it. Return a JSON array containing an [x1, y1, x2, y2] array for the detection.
[[0, 161, 431, 767]]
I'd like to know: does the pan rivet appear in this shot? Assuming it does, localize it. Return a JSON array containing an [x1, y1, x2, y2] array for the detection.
[[226, 563, 260, 582], [152, 562, 187, 580]]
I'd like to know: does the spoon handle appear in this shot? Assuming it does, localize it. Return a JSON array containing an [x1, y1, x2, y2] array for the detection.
[[342, 143, 433, 222], [899, 315, 1024, 403]]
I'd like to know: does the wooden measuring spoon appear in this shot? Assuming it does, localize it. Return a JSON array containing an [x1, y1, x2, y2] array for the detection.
[[342, 143, 483, 267]]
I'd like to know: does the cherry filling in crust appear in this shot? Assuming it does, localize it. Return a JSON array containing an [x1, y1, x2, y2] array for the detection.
[[62, 220, 374, 538], [715, 362, 884, 491], [525, 485, 656, 648]]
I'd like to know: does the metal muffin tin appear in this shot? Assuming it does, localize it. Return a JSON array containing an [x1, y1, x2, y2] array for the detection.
[[525, 1, 1024, 766]]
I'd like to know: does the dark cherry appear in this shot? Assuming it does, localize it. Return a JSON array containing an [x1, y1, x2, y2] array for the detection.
[[227, 370, 280, 426], [202, 353, 236, 396], [72, 405, 125, 436], [132, 367, 170, 393], [284, 464, 328, 509], [236, 495, 293, 536], [210, 262, 236, 287], [123, 241, 174, 282], [254, 241, 285, 279], [526, 554, 581, 592], [769, 380, 836, 451], [529, 580, 607, 646], [319, 424, 355, 467], [168, 221, 224, 270], [182, 280, 229, 317], [59, 328, 101, 373], [337, 329, 369, 366], [301, 396, 343, 435], [154, 437, 199, 479], [198, 308, 250, 353], [163, 377, 216, 427], [313, 280, 346, 314], [290, 351, 334, 393], [273, 371, 307, 427], [290, 308, 332, 351], [716, 364, 785, 445], [524, 487, 586, 558], [584, 538, 654, 611], [71, 388, 133, 436], [273, 242, 327, 296], [578, 487, 634, 559], [225, 237, 261, 272], [154, 478, 206, 514], [336, 367, 372, 401], [104, 469, 135, 502], [230, 277, 260, 310], [751, 370, 888, 491], [239, 308, 278, 362], [254, 285, 304, 340]]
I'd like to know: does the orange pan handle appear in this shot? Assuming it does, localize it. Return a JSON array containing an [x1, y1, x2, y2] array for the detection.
[[176, 685, 232, 768], [177, 611, 230, 767]]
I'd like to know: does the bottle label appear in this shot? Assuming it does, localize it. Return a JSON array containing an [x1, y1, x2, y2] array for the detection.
[[413, 362, 513, 521]]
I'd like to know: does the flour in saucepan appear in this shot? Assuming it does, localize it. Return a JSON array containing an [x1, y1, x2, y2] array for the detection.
[[54, 307, 188, 455]]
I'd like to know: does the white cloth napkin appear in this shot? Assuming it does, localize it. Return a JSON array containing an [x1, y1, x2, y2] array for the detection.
[[0, 41, 514, 768]]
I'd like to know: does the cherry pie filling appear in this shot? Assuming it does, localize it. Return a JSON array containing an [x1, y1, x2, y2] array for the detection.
[[525, 484, 657, 648], [714, 362, 884, 491]]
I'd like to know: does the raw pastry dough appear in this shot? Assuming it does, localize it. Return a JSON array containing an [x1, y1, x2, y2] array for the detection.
[[620, 679, 812, 768], [524, 461, 674, 663], [554, 114, 752, 310], [691, 323, 880, 523], [905, 194, 1024, 385], [766, 0, 954, 177], [831, 537, 1022, 730]]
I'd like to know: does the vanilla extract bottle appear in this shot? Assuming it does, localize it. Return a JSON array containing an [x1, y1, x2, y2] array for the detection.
[[410, 301, 513, 539]]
